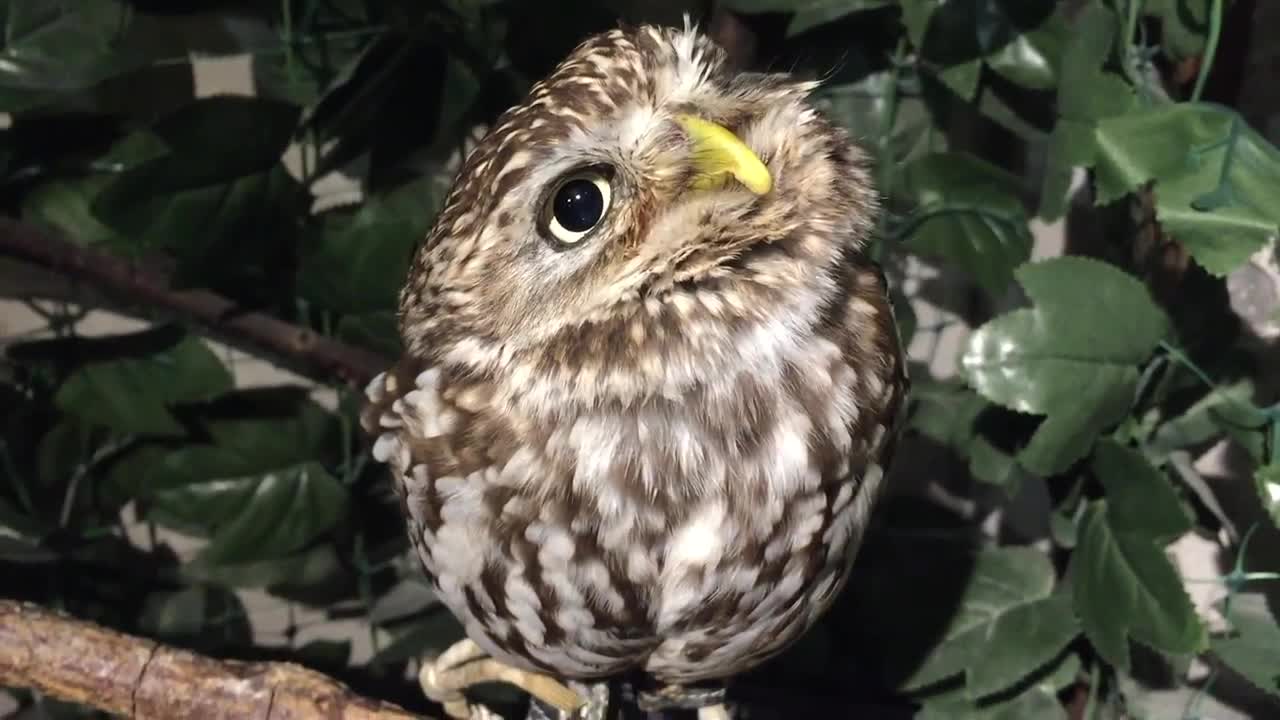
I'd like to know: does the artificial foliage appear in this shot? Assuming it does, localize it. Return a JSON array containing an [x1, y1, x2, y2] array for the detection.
[[1, 1, 1278, 718]]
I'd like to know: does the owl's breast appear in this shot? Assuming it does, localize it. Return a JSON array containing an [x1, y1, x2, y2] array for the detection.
[[362, 295, 904, 681]]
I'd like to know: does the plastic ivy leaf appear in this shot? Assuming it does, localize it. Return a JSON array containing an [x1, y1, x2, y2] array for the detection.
[[895, 151, 1034, 297], [1211, 592, 1280, 698], [0, 1, 147, 112], [1093, 103, 1280, 276], [52, 328, 233, 436], [1071, 501, 1207, 672], [1092, 439, 1192, 544], [960, 257, 1170, 476], [898, 0, 1060, 100], [139, 585, 251, 648], [105, 387, 342, 504], [918, 652, 1079, 720], [897, 547, 1079, 697], [781, 0, 896, 36], [1038, 1, 1134, 220], [1147, 380, 1257, 457], [908, 380, 990, 451], [157, 461, 348, 566], [1143, 0, 1213, 59]]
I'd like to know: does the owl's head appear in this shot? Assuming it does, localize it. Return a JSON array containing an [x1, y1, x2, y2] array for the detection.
[[399, 22, 878, 407]]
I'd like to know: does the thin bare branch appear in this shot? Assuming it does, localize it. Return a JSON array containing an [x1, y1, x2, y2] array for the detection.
[[0, 217, 390, 387]]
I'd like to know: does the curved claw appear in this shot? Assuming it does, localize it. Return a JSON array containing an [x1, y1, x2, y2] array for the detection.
[[418, 639, 585, 719]]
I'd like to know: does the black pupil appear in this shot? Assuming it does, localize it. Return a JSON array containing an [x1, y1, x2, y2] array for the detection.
[[553, 178, 604, 234]]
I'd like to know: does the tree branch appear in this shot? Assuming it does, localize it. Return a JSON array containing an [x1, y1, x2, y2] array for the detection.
[[0, 600, 426, 719], [0, 217, 390, 388]]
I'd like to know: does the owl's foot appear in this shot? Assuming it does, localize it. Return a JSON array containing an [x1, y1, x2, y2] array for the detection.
[[635, 683, 730, 719], [419, 638, 586, 719]]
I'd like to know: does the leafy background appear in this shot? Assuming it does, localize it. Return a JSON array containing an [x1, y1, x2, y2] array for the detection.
[[1, 1, 1279, 718]]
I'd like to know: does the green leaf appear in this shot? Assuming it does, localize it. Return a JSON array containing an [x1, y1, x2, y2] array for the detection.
[[919, 685, 1067, 720], [150, 96, 301, 182], [909, 380, 989, 451], [139, 585, 251, 649], [784, 0, 894, 35], [1148, 380, 1257, 456], [1092, 439, 1192, 543], [983, 7, 1068, 91], [908, 381, 1023, 492], [0, 1, 146, 111], [965, 593, 1080, 699], [370, 578, 440, 625], [249, 5, 376, 108], [0, 535, 58, 564], [181, 542, 351, 593], [298, 186, 423, 313], [1211, 593, 1280, 698], [1049, 509, 1078, 549], [296, 639, 352, 668], [1210, 400, 1271, 465], [1038, 2, 1134, 220], [961, 257, 1169, 475], [919, 653, 1078, 720], [89, 97, 304, 299], [20, 130, 169, 246], [1070, 502, 1207, 671], [37, 419, 93, 489], [900, 0, 1059, 98], [336, 311, 402, 358], [815, 71, 940, 168], [898, 546, 1057, 691], [1256, 464, 1280, 529], [152, 461, 346, 565], [53, 328, 232, 436], [968, 435, 1022, 493], [106, 387, 341, 504], [1143, 0, 1212, 59], [370, 610, 466, 667], [896, 151, 1034, 297], [1094, 104, 1280, 276]]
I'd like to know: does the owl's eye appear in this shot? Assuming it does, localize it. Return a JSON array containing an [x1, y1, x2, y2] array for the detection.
[[544, 171, 612, 246]]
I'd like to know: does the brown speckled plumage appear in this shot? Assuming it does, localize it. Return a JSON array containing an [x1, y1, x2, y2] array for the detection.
[[361, 21, 908, 692]]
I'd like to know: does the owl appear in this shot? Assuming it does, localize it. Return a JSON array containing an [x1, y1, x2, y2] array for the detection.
[[361, 20, 908, 720]]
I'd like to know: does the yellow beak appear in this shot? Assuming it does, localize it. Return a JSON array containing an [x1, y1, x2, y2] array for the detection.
[[674, 114, 773, 196]]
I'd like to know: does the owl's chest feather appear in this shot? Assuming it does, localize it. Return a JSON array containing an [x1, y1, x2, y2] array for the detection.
[[365, 316, 899, 679]]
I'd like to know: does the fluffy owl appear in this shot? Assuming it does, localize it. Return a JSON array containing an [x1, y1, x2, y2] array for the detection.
[[362, 20, 908, 719]]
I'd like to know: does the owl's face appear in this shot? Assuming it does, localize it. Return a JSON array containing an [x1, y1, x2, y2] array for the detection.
[[400, 24, 877, 408]]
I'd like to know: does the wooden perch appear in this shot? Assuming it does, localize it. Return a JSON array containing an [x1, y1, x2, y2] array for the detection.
[[0, 599, 428, 719], [0, 217, 390, 388]]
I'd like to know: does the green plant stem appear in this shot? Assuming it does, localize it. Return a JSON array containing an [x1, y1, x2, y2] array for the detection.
[[1157, 341, 1262, 419], [1084, 661, 1101, 720], [889, 204, 1028, 243], [1183, 667, 1217, 720], [1120, 0, 1150, 96], [872, 36, 909, 263], [1268, 416, 1280, 465], [59, 436, 134, 528], [1124, 0, 1143, 45], [0, 439, 35, 514], [1191, 0, 1225, 102], [281, 0, 295, 80]]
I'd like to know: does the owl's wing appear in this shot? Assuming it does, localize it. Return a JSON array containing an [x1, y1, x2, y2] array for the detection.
[[827, 256, 910, 481], [360, 359, 514, 566]]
